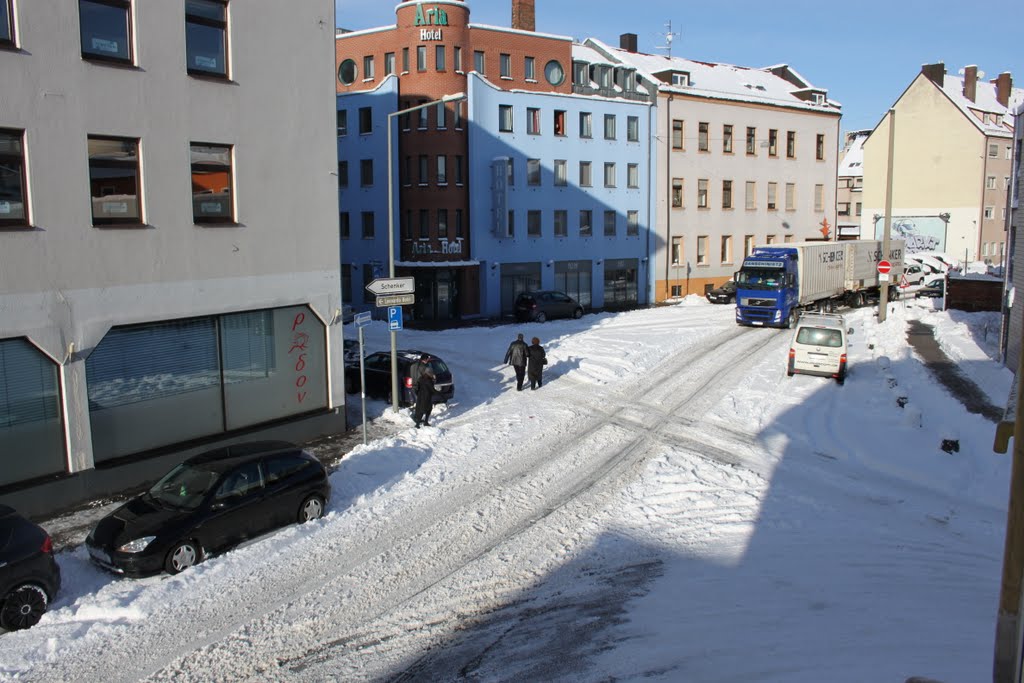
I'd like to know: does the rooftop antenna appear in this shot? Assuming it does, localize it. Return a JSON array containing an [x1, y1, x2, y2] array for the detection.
[[655, 20, 680, 58]]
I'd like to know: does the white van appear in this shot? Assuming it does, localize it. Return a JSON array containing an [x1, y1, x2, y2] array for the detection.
[[786, 312, 849, 385]]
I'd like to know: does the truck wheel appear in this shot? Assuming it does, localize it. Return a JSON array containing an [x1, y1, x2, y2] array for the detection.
[[786, 311, 797, 329]]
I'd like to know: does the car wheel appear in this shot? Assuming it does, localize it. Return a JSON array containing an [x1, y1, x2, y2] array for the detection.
[[0, 584, 49, 631], [536, 312, 547, 322], [164, 540, 202, 575], [836, 370, 846, 386], [298, 494, 325, 523], [786, 359, 795, 377], [572, 307, 583, 319]]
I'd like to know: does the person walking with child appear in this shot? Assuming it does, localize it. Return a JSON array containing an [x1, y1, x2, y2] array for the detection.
[[526, 337, 547, 390], [503, 333, 529, 391]]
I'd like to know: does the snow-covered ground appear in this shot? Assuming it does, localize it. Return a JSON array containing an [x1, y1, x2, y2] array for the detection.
[[0, 294, 1014, 683]]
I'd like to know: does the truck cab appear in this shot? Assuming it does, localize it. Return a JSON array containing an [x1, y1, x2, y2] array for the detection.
[[734, 248, 800, 328]]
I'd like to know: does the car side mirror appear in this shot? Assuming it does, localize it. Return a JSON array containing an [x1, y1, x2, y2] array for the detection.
[[847, 328, 854, 335]]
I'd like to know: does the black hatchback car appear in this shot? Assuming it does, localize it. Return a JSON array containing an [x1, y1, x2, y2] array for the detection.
[[706, 280, 737, 304], [86, 441, 330, 577], [355, 350, 455, 406], [514, 291, 584, 322], [0, 505, 61, 631]]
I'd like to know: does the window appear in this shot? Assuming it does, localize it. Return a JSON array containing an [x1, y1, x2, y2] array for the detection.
[[527, 107, 540, 135], [499, 105, 513, 132], [454, 155, 464, 185], [400, 209, 412, 239], [419, 209, 429, 238], [506, 210, 514, 237], [506, 158, 515, 186], [554, 159, 567, 186], [580, 112, 592, 138], [337, 161, 348, 188], [384, 52, 395, 75], [671, 178, 683, 208], [627, 210, 639, 236], [768, 129, 778, 156], [0, 129, 28, 226], [436, 156, 447, 185], [1008, 146, 1014, 160], [816, 134, 825, 160], [554, 110, 566, 136], [604, 162, 616, 188], [336, 110, 347, 137], [814, 184, 823, 212], [987, 176, 997, 189], [1, 0, 15, 45], [545, 60, 565, 86], [358, 107, 372, 134], [671, 237, 682, 265], [746, 126, 756, 155], [672, 120, 684, 149], [855, 202, 862, 216], [453, 46, 462, 71], [190, 143, 233, 223], [402, 47, 409, 72], [453, 101, 463, 129], [524, 56, 535, 80], [418, 155, 428, 184], [722, 125, 733, 153], [627, 163, 639, 189], [401, 157, 410, 186], [417, 104, 428, 129], [572, 60, 588, 85], [527, 158, 541, 186], [786, 131, 796, 158], [88, 136, 141, 225], [554, 209, 567, 237], [455, 209, 464, 237], [696, 236, 707, 265], [627, 116, 639, 142], [339, 212, 349, 239], [579, 209, 592, 237], [722, 180, 732, 209], [785, 182, 795, 211], [838, 202, 851, 216], [80, 0, 132, 63], [579, 161, 592, 187], [527, 210, 541, 236], [989, 143, 999, 158], [721, 235, 732, 263], [604, 114, 616, 140], [766, 234, 776, 245], [361, 211, 374, 239], [474, 50, 485, 74], [767, 182, 777, 210], [435, 45, 445, 71], [697, 179, 708, 208], [698, 122, 709, 151], [745, 181, 755, 210], [363, 55, 375, 80], [416, 45, 426, 71], [671, 72, 689, 86], [984, 206, 994, 219], [435, 102, 447, 129], [185, 0, 228, 77], [604, 210, 616, 236], [437, 208, 448, 237], [500, 53, 511, 78], [359, 159, 373, 186]]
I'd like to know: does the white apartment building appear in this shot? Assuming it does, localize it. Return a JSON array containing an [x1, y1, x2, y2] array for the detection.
[[590, 35, 841, 300], [836, 130, 869, 239], [0, 0, 343, 516]]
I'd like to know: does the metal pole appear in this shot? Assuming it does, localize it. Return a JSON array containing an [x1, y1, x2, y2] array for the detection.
[[386, 109, 399, 414], [879, 108, 896, 323], [358, 325, 367, 445]]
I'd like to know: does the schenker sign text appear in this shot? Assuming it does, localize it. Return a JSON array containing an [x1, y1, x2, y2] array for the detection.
[[365, 277, 415, 296]]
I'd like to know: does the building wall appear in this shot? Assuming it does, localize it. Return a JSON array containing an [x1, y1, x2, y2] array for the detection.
[[1006, 105, 1024, 372], [0, 0, 343, 514], [654, 93, 840, 299]]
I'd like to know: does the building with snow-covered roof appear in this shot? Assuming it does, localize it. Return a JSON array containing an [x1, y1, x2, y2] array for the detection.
[[585, 35, 841, 301], [862, 63, 1021, 264], [836, 130, 869, 239]]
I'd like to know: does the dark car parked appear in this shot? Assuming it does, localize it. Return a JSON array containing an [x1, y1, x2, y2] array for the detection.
[[916, 277, 946, 299], [514, 291, 584, 322], [351, 350, 455, 406], [86, 441, 330, 577], [706, 280, 737, 304], [0, 505, 61, 631]]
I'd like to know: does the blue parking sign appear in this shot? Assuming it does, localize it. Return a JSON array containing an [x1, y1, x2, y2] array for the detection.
[[388, 306, 403, 331]]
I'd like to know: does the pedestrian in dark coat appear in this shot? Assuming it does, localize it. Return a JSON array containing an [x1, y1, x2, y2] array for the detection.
[[526, 337, 547, 390], [410, 353, 430, 387], [413, 367, 435, 428], [503, 333, 529, 391]]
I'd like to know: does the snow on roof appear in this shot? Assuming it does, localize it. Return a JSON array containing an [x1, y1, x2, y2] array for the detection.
[[838, 132, 869, 177], [584, 39, 837, 114], [571, 43, 617, 68], [938, 74, 1023, 138]]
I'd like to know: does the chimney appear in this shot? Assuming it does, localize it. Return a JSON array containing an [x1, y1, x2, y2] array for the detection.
[[620, 33, 638, 53], [511, 0, 535, 32], [921, 62, 945, 88], [963, 65, 978, 102], [993, 72, 1013, 108]]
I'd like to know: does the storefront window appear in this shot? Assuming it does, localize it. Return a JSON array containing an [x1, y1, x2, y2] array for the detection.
[[0, 338, 65, 486]]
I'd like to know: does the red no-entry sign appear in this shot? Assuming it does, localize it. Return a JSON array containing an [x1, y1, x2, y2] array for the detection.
[[877, 260, 892, 274]]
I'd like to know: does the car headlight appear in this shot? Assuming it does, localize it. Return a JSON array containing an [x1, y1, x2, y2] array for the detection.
[[118, 536, 156, 553]]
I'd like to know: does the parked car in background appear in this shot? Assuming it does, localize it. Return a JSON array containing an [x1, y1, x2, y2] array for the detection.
[[355, 350, 454, 406], [1, 505, 61, 631], [86, 441, 330, 577], [514, 291, 584, 322], [916, 277, 946, 299], [706, 280, 737, 304], [902, 264, 926, 286], [787, 312, 849, 385]]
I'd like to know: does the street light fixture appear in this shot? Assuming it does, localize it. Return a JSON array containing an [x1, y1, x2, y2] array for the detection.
[[385, 91, 465, 413]]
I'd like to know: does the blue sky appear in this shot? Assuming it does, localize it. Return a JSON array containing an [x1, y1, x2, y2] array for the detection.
[[336, 0, 1023, 135]]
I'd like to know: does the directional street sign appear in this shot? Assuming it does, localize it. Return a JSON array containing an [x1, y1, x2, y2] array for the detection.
[[388, 306, 403, 331], [365, 277, 415, 296], [375, 293, 415, 307], [354, 311, 372, 327]]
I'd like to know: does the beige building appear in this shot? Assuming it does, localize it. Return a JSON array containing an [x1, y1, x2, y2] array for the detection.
[[589, 35, 841, 300], [862, 63, 1019, 264], [0, 1, 343, 516], [836, 130, 869, 239]]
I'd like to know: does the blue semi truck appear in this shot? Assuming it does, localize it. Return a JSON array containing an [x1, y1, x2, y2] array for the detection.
[[734, 239, 905, 328]]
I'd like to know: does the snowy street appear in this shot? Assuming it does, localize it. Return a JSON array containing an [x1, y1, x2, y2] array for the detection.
[[0, 297, 1014, 683]]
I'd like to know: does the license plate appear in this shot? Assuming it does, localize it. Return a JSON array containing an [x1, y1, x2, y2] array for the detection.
[[752, 321, 764, 326]]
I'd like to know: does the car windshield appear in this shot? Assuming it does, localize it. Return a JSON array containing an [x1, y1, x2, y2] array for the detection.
[[148, 464, 220, 510], [796, 327, 843, 347], [736, 268, 783, 290]]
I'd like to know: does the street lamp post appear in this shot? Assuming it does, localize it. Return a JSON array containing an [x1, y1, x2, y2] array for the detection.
[[385, 92, 465, 413]]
